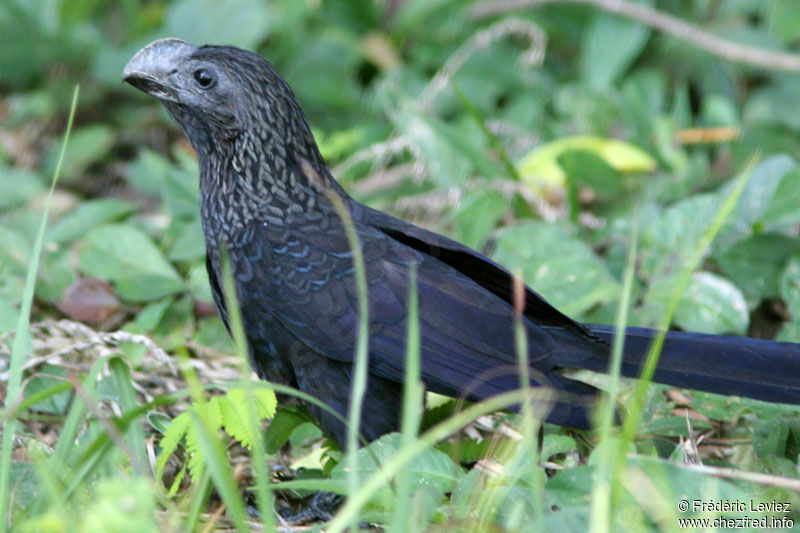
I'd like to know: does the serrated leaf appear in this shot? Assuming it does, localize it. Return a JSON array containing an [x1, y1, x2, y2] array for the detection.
[[79, 224, 184, 301], [219, 388, 277, 448], [186, 401, 224, 482], [154, 411, 191, 481]]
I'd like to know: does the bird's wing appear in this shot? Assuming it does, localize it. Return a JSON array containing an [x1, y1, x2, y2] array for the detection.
[[225, 211, 598, 425], [362, 206, 597, 339]]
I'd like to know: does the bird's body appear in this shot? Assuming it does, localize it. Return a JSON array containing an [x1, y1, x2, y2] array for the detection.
[[124, 39, 800, 447]]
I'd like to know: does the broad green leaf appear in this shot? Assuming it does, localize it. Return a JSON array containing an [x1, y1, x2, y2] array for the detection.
[[758, 167, 800, 228], [541, 434, 577, 461], [161, 161, 199, 219], [395, 110, 471, 186], [638, 194, 718, 282], [0, 299, 17, 334], [0, 166, 42, 209], [714, 154, 796, 252], [125, 149, 173, 196], [691, 391, 788, 421], [780, 254, 800, 320], [194, 317, 235, 354], [47, 199, 135, 244], [43, 125, 114, 182], [330, 433, 464, 503], [673, 272, 748, 335], [164, 0, 271, 50], [283, 36, 362, 113], [36, 248, 75, 302], [769, 0, 800, 42], [492, 221, 619, 316], [558, 149, 625, 200], [580, 1, 651, 88], [777, 319, 800, 343], [392, 108, 498, 187], [638, 415, 711, 437], [752, 418, 790, 458], [518, 136, 655, 192], [187, 262, 213, 304], [454, 188, 506, 250], [264, 406, 314, 454], [0, 225, 31, 275], [79, 224, 184, 302], [134, 298, 173, 331], [23, 366, 72, 415], [744, 77, 800, 132], [715, 233, 800, 303], [314, 127, 362, 162], [168, 219, 205, 261]]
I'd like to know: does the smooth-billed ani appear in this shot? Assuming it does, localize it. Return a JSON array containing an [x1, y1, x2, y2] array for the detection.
[[123, 39, 800, 447]]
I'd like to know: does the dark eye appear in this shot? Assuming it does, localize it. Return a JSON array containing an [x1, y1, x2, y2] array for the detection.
[[193, 69, 214, 88]]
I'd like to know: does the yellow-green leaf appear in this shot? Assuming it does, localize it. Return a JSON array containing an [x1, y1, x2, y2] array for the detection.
[[517, 136, 656, 191]]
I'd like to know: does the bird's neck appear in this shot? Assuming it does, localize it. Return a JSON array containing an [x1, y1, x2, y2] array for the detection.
[[197, 130, 347, 244]]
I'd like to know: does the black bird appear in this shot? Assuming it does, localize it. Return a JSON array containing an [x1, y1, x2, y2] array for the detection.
[[123, 39, 800, 447]]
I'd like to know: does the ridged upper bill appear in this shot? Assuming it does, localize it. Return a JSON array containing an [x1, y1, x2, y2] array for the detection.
[[122, 38, 197, 101]]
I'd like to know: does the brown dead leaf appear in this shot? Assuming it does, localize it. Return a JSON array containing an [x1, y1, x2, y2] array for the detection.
[[57, 278, 120, 325]]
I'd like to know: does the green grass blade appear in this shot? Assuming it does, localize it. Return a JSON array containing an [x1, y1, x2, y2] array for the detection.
[[301, 160, 370, 531], [109, 357, 148, 475], [0, 85, 79, 531], [219, 248, 275, 532], [620, 155, 757, 441], [389, 263, 423, 532], [590, 214, 639, 533], [612, 155, 759, 509], [189, 408, 250, 532], [328, 388, 539, 533]]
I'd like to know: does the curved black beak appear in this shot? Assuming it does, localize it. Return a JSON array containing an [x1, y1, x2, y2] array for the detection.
[[123, 38, 197, 102]]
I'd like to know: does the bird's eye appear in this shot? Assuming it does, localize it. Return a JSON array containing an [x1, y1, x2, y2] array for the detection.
[[193, 69, 214, 88]]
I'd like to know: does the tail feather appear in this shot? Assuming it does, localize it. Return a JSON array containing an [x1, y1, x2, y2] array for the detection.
[[585, 325, 800, 405]]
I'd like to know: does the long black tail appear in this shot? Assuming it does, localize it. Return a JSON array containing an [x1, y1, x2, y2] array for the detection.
[[585, 325, 800, 405]]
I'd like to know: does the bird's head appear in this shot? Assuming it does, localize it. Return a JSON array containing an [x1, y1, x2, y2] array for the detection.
[[123, 39, 319, 164]]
